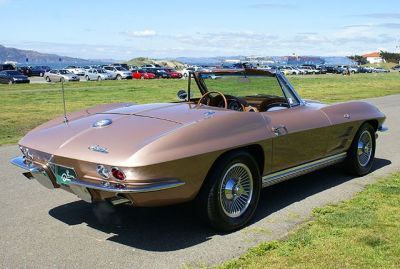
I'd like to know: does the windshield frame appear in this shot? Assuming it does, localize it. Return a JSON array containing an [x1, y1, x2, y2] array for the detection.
[[191, 69, 304, 108]]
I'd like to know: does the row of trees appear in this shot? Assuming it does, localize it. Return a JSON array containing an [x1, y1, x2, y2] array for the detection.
[[379, 51, 400, 63]]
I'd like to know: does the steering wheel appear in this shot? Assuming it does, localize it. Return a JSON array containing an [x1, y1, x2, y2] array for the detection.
[[198, 91, 228, 109]]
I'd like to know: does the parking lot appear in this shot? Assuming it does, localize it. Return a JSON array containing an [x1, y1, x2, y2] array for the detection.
[[1, 94, 398, 268]]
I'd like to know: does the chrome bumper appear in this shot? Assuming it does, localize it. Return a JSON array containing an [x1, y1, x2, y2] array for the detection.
[[10, 156, 185, 194], [378, 125, 388, 132]]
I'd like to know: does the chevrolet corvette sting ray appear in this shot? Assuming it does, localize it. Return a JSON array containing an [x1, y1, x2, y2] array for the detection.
[[11, 69, 387, 231]]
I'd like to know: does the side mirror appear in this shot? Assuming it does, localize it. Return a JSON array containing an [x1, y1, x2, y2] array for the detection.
[[177, 90, 188, 101]]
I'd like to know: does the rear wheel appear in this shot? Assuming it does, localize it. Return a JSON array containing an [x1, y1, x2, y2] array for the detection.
[[116, 75, 122, 80], [8, 80, 13, 85], [60, 77, 65, 83], [97, 76, 102, 81], [45, 76, 51, 82], [86, 75, 90, 81], [196, 151, 261, 232], [345, 123, 376, 176]]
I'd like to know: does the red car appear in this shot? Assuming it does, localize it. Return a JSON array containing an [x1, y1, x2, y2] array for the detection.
[[164, 68, 183, 79], [132, 70, 156, 80]]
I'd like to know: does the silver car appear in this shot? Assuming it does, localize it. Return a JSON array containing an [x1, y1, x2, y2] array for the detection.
[[44, 69, 80, 82], [103, 66, 132, 80], [85, 69, 114, 81]]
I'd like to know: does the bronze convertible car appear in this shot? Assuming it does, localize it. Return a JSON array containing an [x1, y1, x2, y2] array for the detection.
[[11, 69, 387, 231]]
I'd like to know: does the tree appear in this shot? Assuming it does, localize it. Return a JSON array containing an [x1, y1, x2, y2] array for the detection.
[[380, 51, 400, 63], [347, 55, 368, 65]]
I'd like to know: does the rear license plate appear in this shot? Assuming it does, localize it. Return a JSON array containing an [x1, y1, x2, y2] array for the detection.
[[54, 165, 77, 185]]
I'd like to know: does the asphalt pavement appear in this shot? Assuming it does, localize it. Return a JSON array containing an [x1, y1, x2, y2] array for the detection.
[[0, 95, 399, 268]]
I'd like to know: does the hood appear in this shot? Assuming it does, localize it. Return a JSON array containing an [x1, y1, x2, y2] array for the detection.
[[20, 103, 233, 166]]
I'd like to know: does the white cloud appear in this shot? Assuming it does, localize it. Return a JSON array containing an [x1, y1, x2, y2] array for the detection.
[[124, 30, 157, 38]]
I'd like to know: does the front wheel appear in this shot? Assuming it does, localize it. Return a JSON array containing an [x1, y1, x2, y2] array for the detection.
[[196, 151, 261, 232], [345, 123, 376, 176], [45, 76, 51, 82], [86, 75, 90, 81], [116, 75, 122, 80]]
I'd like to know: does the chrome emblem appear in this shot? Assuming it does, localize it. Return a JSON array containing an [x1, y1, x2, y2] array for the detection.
[[203, 111, 215, 118], [92, 119, 112, 128], [89, 145, 109, 154]]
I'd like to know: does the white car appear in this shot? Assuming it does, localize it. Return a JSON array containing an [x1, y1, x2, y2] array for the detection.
[[64, 65, 85, 76], [103, 66, 132, 80], [85, 69, 114, 81], [44, 69, 80, 82]]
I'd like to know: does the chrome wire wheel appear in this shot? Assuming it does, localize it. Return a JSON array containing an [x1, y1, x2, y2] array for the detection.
[[219, 163, 253, 218], [357, 130, 373, 167]]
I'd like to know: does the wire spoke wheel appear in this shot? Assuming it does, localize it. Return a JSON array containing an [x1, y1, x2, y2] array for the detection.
[[219, 163, 253, 218], [357, 130, 373, 167]]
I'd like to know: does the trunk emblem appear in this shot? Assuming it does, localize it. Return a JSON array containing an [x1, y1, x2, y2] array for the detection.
[[93, 119, 112, 128], [89, 145, 109, 154]]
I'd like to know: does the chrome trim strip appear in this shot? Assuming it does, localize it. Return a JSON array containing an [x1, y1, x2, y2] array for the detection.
[[67, 178, 185, 193], [262, 152, 347, 188], [378, 125, 388, 132], [10, 156, 185, 193]]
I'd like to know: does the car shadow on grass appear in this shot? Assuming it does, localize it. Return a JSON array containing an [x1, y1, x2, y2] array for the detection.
[[48, 158, 391, 252]]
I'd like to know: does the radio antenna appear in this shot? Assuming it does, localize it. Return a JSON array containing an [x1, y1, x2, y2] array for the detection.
[[61, 80, 68, 124]]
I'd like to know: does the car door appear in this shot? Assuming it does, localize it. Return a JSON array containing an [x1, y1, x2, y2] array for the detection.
[[262, 76, 331, 172], [263, 105, 331, 172]]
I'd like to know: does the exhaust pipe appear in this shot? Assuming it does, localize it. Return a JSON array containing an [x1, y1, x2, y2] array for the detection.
[[109, 195, 131, 206]]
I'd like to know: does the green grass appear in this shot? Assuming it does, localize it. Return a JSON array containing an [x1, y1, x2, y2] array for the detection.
[[0, 72, 399, 146], [219, 172, 400, 269]]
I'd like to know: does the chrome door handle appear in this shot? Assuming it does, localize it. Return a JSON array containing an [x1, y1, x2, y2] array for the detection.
[[272, 125, 288, 136]]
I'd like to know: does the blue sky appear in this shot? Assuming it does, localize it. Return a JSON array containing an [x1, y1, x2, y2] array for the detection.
[[1, 0, 399, 60]]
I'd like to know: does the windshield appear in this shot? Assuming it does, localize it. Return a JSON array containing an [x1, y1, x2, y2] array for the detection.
[[97, 69, 106, 73], [59, 70, 71, 74], [201, 74, 283, 97], [115, 67, 126, 71]]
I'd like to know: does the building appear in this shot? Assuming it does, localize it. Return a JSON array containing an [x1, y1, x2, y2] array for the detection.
[[362, 52, 385, 64]]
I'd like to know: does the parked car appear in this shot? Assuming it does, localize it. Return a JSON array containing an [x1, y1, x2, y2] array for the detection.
[[44, 69, 80, 82], [164, 68, 183, 78], [17, 66, 32, 76], [143, 68, 171, 78], [103, 66, 132, 80], [391, 65, 400, 71], [11, 68, 387, 231], [316, 65, 327, 74], [85, 69, 114, 81], [0, 64, 16, 72], [110, 63, 130, 70], [64, 66, 85, 76], [358, 66, 373, 73], [132, 69, 156, 79], [373, 68, 390, 73], [300, 65, 320, 74], [30, 66, 51, 77], [0, 70, 30, 84], [325, 66, 339, 74]]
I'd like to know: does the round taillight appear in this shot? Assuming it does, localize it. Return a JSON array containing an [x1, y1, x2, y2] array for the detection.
[[111, 167, 126, 180], [96, 165, 110, 179]]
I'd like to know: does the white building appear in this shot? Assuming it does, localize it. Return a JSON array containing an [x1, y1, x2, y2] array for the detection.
[[362, 52, 385, 64]]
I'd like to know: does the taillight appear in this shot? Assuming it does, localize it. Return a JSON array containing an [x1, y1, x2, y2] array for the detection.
[[111, 167, 126, 180]]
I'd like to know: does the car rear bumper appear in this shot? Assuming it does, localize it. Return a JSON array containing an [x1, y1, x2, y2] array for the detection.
[[10, 156, 185, 203]]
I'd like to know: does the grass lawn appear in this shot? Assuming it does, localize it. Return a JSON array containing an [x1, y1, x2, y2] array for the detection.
[[219, 172, 400, 269], [0, 72, 399, 146]]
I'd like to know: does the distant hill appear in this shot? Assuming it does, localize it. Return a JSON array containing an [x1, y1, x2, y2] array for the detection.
[[0, 45, 92, 65], [125, 57, 185, 69]]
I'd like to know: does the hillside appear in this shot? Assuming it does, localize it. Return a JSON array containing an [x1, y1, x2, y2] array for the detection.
[[0, 45, 91, 64], [125, 57, 185, 69]]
